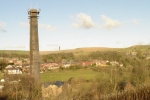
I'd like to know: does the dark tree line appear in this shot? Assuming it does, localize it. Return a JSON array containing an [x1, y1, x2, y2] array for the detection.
[[0, 53, 29, 58], [88, 51, 122, 61], [0, 59, 8, 71], [42, 52, 74, 63]]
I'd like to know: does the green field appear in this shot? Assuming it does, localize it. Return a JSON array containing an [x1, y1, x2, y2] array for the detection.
[[41, 69, 100, 82], [0, 69, 99, 82]]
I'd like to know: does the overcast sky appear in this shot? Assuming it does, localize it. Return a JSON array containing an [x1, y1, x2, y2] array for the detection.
[[0, 0, 150, 51]]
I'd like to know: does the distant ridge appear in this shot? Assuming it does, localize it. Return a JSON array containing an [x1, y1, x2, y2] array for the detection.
[[127, 45, 150, 52], [0, 45, 150, 55]]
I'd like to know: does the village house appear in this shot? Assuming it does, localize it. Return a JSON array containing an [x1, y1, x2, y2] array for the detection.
[[21, 65, 30, 73], [15, 60, 23, 68], [95, 60, 107, 66], [5, 65, 22, 74], [61, 59, 77, 68], [120, 63, 124, 67], [126, 52, 137, 56], [41, 62, 60, 71], [110, 61, 119, 66], [5, 67, 22, 74], [131, 52, 137, 56], [62, 64, 71, 68], [82, 61, 94, 67]]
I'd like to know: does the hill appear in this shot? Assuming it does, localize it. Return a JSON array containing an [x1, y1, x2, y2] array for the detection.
[[0, 50, 28, 55], [126, 45, 150, 52], [1, 45, 150, 56], [40, 47, 123, 56]]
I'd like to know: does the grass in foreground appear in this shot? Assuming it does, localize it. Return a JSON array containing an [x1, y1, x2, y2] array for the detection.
[[41, 69, 100, 82]]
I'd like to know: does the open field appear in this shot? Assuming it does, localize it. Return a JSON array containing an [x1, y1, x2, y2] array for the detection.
[[0, 69, 100, 82], [41, 69, 100, 82]]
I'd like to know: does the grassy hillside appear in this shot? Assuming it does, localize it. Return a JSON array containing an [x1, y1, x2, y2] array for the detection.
[[126, 45, 150, 52], [40, 45, 150, 55], [39, 45, 150, 56], [1, 45, 150, 56], [0, 50, 28, 55], [40, 47, 123, 56]]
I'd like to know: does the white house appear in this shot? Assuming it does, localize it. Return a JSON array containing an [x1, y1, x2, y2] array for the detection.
[[5, 68, 22, 74], [5, 65, 14, 69], [0, 79, 5, 82], [63, 64, 71, 68]]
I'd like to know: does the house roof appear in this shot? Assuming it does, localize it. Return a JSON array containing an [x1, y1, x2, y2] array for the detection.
[[5, 67, 21, 70]]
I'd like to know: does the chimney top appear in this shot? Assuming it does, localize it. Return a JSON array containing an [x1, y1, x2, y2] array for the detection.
[[28, 9, 40, 15]]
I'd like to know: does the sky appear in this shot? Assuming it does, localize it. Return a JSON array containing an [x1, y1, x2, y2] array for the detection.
[[0, 0, 150, 51]]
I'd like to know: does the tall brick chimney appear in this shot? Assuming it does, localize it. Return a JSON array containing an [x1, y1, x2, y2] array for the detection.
[[28, 9, 40, 80]]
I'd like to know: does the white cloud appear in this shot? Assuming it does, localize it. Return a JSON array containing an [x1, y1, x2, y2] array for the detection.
[[133, 18, 139, 25], [0, 28, 7, 32], [5, 45, 26, 49], [0, 21, 7, 32], [19, 22, 29, 27], [39, 24, 56, 31], [137, 41, 144, 45], [0, 21, 6, 27], [19, 22, 55, 31], [47, 44, 59, 47], [16, 45, 26, 48], [116, 41, 121, 44], [101, 15, 121, 30], [72, 13, 96, 29]]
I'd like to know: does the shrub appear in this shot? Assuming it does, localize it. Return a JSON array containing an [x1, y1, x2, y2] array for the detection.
[[2, 74, 42, 100]]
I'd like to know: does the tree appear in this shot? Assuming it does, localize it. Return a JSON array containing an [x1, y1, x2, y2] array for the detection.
[[0, 59, 8, 71]]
